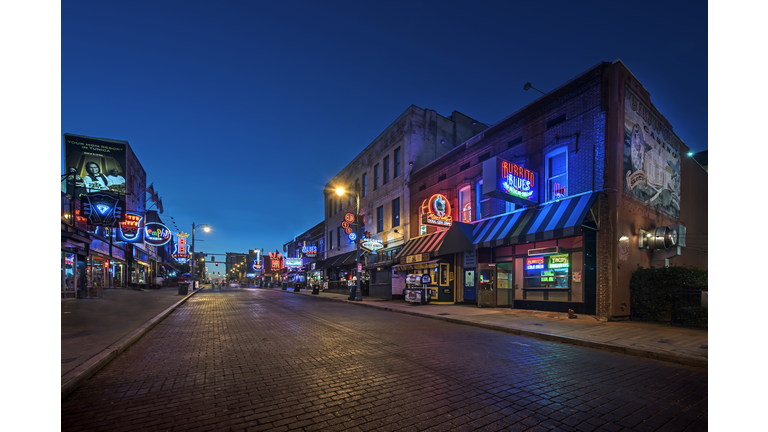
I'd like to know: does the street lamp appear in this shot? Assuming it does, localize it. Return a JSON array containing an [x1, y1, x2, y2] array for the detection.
[[336, 186, 362, 301], [190, 222, 210, 290]]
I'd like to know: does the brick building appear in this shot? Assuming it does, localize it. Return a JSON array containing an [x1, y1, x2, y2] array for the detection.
[[397, 60, 707, 319], [322, 105, 487, 299]]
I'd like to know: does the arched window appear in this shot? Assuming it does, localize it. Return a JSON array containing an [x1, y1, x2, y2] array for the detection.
[[459, 185, 472, 222]]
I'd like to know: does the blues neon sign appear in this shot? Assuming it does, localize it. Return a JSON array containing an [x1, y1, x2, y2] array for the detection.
[[482, 157, 539, 206]]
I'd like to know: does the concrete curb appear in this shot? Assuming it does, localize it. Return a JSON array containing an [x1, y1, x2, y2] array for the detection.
[[277, 289, 707, 370], [61, 288, 202, 399]]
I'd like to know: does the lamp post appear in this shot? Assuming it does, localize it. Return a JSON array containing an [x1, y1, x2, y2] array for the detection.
[[336, 186, 362, 301], [190, 222, 210, 290]]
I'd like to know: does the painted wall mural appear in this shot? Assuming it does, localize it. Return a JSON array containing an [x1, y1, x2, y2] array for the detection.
[[623, 86, 682, 218]]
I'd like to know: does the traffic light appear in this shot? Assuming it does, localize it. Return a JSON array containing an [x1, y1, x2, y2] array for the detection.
[[215, 262, 218, 266], [211, 256, 215, 262]]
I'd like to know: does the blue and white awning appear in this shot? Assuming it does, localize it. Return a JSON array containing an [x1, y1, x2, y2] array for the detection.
[[472, 192, 598, 248]]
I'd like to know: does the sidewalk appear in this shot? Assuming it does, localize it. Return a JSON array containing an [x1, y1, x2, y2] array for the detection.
[[272, 286, 708, 369], [62, 285, 707, 398], [61, 285, 201, 398]]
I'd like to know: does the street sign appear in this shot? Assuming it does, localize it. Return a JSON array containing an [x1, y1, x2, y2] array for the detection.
[[357, 263, 362, 273]]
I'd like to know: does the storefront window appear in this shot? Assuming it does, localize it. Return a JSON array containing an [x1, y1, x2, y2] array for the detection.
[[62, 252, 76, 294], [524, 254, 569, 289]]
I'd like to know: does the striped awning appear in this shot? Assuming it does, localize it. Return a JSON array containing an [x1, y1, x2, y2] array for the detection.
[[472, 192, 598, 248], [395, 229, 448, 260]]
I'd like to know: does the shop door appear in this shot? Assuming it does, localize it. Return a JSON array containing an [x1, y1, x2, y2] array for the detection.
[[463, 268, 476, 301], [496, 261, 514, 307]]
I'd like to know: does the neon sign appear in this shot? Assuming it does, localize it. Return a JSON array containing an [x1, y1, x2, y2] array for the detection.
[[482, 157, 539, 206], [269, 252, 283, 270], [143, 222, 172, 246], [526, 257, 545, 270], [462, 203, 472, 223], [502, 160, 535, 200], [172, 234, 190, 263], [361, 238, 383, 252], [421, 194, 453, 227], [285, 258, 303, 268], [253, 249, 262, 270], [118, 213, 143, 242], [81, 192, 124, 226], [549, 254, 570, 268], [552, 182, 567, 199], [301, 244, 317, 257]]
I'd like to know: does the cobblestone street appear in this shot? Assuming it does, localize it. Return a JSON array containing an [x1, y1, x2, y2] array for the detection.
[[62, 289, 707, 431]]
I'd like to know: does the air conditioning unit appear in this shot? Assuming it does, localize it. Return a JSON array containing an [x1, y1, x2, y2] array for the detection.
[[527, 246, 561, 256]]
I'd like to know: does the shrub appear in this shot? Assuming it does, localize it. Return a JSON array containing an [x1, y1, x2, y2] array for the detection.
[[629, 265, 707, 326]]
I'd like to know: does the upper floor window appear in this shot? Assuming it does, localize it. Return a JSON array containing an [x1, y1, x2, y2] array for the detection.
[[329, 231, 333, 250], [459, 186, 472, 223], [476, 180, 488, 220], [328, 198, 332, 218], [392, 198, 400, 227], [546, 148, 568, 201], [374, 164, 380, 190], [377, 205, 384, 232], [383, 156, 390, 185], [394, 148, 401, 178], [362, 173, 367, 197]]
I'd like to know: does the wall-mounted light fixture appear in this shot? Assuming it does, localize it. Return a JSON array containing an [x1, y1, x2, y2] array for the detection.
[[394, 229, 400, 234], [523, 82, 546, 95], [619, 236, 629, 241]]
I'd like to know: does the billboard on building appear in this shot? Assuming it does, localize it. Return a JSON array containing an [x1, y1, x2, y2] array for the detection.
[[64, 134, 128, 196], [623, 87, 682, 218]]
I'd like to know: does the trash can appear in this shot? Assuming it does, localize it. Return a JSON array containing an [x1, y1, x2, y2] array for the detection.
[[348, 283, 356, 300], [312, 284, 320, 295], [281, 282, 288, 290], [294, 283, 301, 292], [178, 282, 189, 295]]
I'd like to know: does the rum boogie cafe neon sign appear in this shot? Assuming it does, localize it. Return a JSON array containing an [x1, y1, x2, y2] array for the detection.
[[482, 157, 539, 206], [421, 194, 452, 227]]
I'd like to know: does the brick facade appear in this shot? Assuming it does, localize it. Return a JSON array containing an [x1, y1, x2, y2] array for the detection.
[[406, 61, 706, 319]]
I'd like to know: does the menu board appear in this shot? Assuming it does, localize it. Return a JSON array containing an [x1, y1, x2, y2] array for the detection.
[[524, 254, 570, 289]]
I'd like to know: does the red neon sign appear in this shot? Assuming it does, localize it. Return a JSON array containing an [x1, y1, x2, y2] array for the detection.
[[421, 194, 453, 227], [502, 161, 535, 187]]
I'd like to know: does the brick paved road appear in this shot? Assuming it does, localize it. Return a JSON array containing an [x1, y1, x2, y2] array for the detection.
[[62, 289, 707, 432]]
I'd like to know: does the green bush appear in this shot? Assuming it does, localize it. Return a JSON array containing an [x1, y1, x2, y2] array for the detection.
[[629, 266, 707, 326]]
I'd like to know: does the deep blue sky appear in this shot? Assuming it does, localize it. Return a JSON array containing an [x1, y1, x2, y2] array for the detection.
[[61, 0, 707, 271]]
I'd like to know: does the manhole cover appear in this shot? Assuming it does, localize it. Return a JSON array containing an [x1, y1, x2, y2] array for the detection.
[[437, 313, 450, 316], [532, 323, 543, 326], [61, 357, 78, 364]]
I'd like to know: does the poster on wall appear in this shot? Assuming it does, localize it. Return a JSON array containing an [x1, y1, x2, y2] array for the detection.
[[64, 134, 128, 196], [623, 87, 682, 218]]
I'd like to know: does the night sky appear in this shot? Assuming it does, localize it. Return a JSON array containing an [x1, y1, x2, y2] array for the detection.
[[58, 0, 708, 273]]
